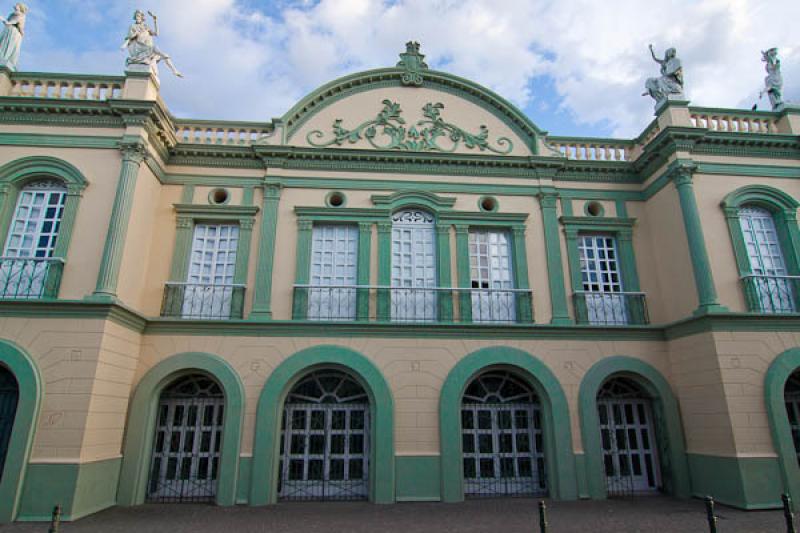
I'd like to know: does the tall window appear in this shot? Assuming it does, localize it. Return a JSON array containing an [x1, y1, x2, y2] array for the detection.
[[308, 224, 358, 320], [469, 229, 515, 322], [391, 209, 437, 322], [181, 224, 239, 319], [578, 234, 627, 325], [0, 180, 67, 298], [739, 206, 795, 312]]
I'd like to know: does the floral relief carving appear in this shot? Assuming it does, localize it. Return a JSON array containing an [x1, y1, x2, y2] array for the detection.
[[307, 99, 513, 155]]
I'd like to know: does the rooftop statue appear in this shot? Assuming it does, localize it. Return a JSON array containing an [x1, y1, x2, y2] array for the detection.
[[121, 10, 183, 79], [643, 44, 684, 109], [0, 3, 28, 71], [761, 48, 783, 110]]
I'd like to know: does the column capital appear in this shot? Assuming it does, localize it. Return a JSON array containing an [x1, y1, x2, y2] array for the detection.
[[722, 206, 740, 220], [297, 219, 314, 231], [511, 224, 526, 236], [617, 228, 633, 242], [454, 224, 470, 235], [262, 181, 282, 199], [176, 216, 193, 229], [377, 221, 392, 234], [358, 221, 373, 232], [671, 161, 697, 188], [435, 223, 451, 235], [119, 141, 147, 164], [537, 192, 559, 209], [240, 218, 255, 230]]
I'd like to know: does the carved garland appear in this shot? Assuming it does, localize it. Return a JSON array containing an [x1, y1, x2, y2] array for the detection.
[[307, 100, 513, 155]]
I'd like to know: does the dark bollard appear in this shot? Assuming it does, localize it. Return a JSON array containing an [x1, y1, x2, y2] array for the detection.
[[48, 505, 61, 533], [704, 496, 718, 533], [538, 500, 548, 533], [784, 494, 797, 533]]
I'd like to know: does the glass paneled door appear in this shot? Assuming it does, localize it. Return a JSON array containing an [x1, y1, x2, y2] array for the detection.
[[784, 372, 800, 465], [0, 367, 18, 479], [182, 224, 239, 319], [469, 229, 515, 323], [597, 378, 661, 496], [461, 371, 546, 497], [579, 234, 627, 324], [391, 209, 437, 322], [308, 224, 358, 320]]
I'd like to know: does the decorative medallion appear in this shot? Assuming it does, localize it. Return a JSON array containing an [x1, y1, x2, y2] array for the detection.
[[307, 99, 513, 154], [397, 41, 428, 87]]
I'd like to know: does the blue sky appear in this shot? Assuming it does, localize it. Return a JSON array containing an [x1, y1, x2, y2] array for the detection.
[[13, 0, 800, 138]]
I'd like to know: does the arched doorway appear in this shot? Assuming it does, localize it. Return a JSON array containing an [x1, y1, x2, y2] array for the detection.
[[784, 371, 800, 465], [278, 369, 370, 501], [461, 370, 546, 497], [0, 366, 18, 482], [146, 374, 225, 503], [597, 377, 661, 496]]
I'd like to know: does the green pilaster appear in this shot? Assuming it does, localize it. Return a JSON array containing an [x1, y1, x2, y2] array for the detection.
[[242, 186, 254, 206], [511, 224, 533, 322], [168, 216, 193, 281], [454, 224, 472, 323], [51, 185, 83, 260], [779, 210, 800, 273], [723, 207, 752, 275], [179, 184, 194, 204], [538, 191, 572, 324], [376, 222, 392, 321], [615, 199, 629, 218], [672, 163, 727, 314], [0, 184, 12, 247], [249, 182, 281, 320], [563, 228, 582, 292], [436, 224, 453, 322], [92, 141, 147, 299], [617, 229, 640, 291], [234, 219, 254, 285], [291, 219, 313, 320], [356, 222, 372, 320]]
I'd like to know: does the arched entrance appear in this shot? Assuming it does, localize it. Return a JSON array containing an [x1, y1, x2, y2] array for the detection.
[[0, 366, 19, 481], [278, 369, 370, 501], [146, 374, 225, 503], [597, 377, 661, 496], [783, 371, 800, 465], [461, 370, 546, 497]]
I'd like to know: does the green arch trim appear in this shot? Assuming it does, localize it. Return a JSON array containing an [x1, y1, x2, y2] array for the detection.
[[0, 155, 89, 190], [578, 356, 690, 499], [0, 339, 43, 523], [371, 190, 457, 211], [117, 352, 245, 506], [439, 346, 577, 502], [765, 348, 800, 507], [281, 67, 544, 151], [721, 185, 800, 212], [249, 345, 395, 505]]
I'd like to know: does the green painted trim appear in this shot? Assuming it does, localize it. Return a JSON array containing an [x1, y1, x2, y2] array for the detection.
[[249, 345, 395, 504], [295, 206, 390, 223], [357, 222, 372, 320], [179, 184, 195, 204], [291, 220, 313, 320], [615, 200, 629, 218], [511, 225, 533, 322], [686, 453, 782, 510], [564, 227, 582, 293], [454, 225, 472, 323], [371, 190, 456, 209], [698, 163, 800, 180], [439, 346, 577, 502], [477, 195, 499, 213], [117, 352, 244, 507], [395, 456, 441, 501], [0, 132, 120, 149], [539, 192, 572, 324], [208, 188, 232, 205], [578, 356, 690, 500], [249, 182, 281, 320], [765, 348, 800, 510], [173, 203, 259, 219], [439, 211, 529, 225], [376, 222, 392, 321], [582, 201, 605, 217], [242, 186, 254, 206], [234, 219, 254, 286], [560, 197, 574, 217], [324, 190, 347, 208], [168, 217, 193, 282], [558, 216, 637, 230], [0, 340, 42, 523], [236, 456, 252, 505], [436, 224, 453, 321]]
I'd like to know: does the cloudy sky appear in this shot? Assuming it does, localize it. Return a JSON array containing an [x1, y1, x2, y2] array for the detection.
[[12, 0, 800, 138]]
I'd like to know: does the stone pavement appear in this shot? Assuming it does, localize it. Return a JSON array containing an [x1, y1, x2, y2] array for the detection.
[[0, 496, 788, 533]]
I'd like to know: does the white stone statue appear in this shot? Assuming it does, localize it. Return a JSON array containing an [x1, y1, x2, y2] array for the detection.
[[0, 3, 27, 71], [643, 45, 684, 108], [761, 48, 783, 110], [121, 10, 183, 79]]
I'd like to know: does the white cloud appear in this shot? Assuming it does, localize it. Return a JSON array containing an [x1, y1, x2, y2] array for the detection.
[[16, 0, 800, 137]]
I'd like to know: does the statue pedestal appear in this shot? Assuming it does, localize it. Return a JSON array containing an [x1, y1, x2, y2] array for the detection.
[[0, 66, 12, 97], [655, 98, 692, 129], [776, 104, 800, 135], [122, 64, 160, 101]]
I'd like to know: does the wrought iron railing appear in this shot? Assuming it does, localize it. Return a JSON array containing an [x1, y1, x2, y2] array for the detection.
[[293, 285, 533, 324], [741, 275, 800, 314], [0, 257, 63, 299], [573, 291, 649, 326], [161, 283, 245, 320]]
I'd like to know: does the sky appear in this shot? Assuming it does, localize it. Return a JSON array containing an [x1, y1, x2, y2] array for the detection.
[[11, 0, 800, 138]]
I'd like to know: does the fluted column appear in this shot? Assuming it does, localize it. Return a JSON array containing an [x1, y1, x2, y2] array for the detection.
[[250, 181, 281, 320], [92, 141, 147, 299], [538, 190, 572, 324]]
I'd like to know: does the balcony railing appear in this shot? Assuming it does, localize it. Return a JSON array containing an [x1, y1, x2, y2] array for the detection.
[[742, 275, 800, 314], [573, 291, 649, 326], [293, 285, 533, 324], [161, 283, 245, 320], [0, 257, 63, 299]]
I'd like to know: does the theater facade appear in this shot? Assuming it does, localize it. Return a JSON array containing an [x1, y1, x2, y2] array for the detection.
[[0, 44, 799, 522]]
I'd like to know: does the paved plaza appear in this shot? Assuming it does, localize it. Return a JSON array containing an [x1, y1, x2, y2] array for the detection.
[[0, 497, 788, 533]]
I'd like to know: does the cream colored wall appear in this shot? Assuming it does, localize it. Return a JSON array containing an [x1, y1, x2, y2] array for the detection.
[[288, 86, 533, 157]]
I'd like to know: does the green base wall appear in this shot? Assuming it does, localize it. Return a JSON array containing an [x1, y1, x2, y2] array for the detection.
[[237, 456, 252, 504], [574, 453, 589, 499], [16, 458, 121, 521], [395, 455, 441, 501], [687, 454, 783, 510]]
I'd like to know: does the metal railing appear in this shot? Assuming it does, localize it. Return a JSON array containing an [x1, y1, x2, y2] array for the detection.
[[573, 291, 649, 326], [0, 257, 63, 299], [161, 283, 245, 320], [293, 285, 533, 324], [742, 274, 800, 314]]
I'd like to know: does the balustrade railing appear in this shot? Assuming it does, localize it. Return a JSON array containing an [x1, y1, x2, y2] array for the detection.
[[161, 283, 245, 320], [689, 108, 779, 134], [0, 257, 63, 299], [293, 285, 533, 324], [548, 138, 632, 161], [573, 291, 649, 326], [174, 121, 272, 145], [741, 275, 800, 314], [8, 73, 123, 100]]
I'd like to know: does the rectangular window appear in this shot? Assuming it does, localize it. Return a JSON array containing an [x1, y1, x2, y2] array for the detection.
[[578, 234, 627, 325], [469, 229, 515, 322], [181, 224, 239, 319], [308, 224, 358, 320], [391, 213, 437, 322]]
